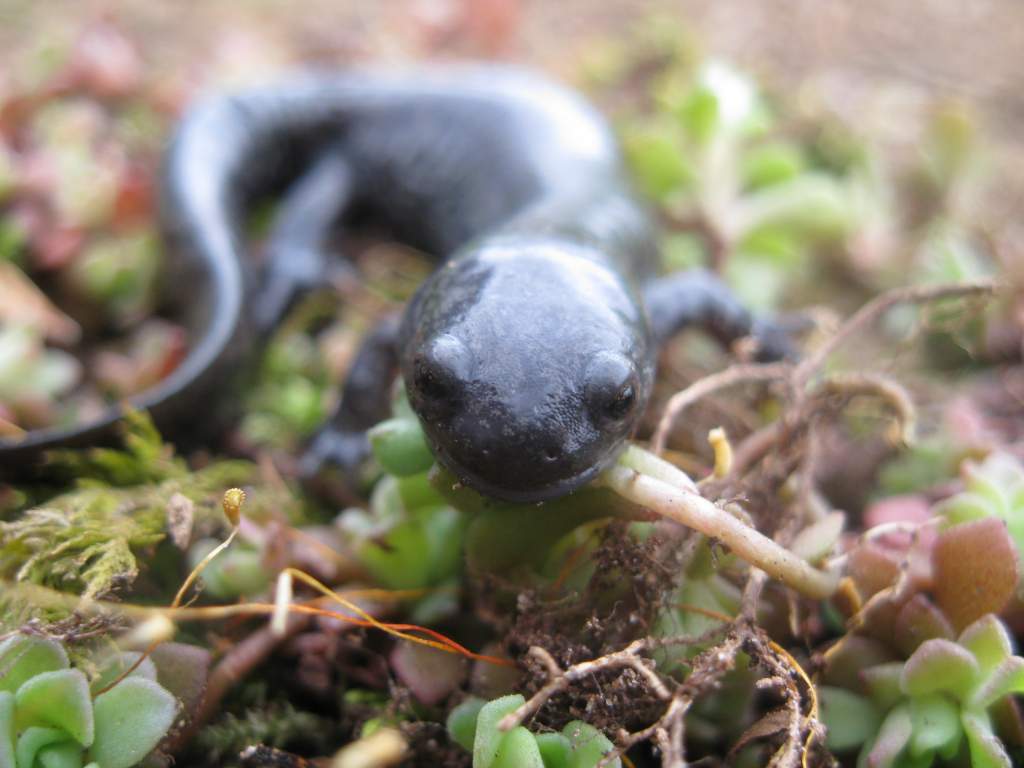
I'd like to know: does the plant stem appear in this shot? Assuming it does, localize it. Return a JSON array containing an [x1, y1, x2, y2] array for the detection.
[[600, 454, 839, 600]]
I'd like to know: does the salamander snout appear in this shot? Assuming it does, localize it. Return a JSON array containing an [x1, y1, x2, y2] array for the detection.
[[407, 335, 645, 503]]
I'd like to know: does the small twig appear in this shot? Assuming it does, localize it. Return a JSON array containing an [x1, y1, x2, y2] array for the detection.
[[498, 640, 673, 732], [651, 363, 792, 455]]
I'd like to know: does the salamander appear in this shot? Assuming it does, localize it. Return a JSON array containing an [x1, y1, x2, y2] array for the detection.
[[0, 67, 787, 498]]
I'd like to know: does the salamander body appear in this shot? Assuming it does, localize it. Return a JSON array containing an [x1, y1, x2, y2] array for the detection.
[[1, 68, 784, 498]]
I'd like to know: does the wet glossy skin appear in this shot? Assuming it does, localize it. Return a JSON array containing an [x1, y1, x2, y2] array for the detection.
[[1, 67, 779, 499], [401, 237, 655, 502]]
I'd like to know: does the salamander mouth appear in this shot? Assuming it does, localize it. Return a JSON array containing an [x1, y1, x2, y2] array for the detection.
[[427, 438, 613, 504]]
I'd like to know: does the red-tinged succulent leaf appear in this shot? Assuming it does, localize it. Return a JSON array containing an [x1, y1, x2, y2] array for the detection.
[[866, 703, 913, 768], [933, 518, 1018, 631], [847, 543, 902, 598], [901, 639, 979, 699], [959, 615, 1014, 675], [909, 693, 961, 759], [390, 641, 467, 706], [864, 495, 932, 549], [960, 709, 1011, 768], [861, 663, 904, 711], [971, 657, 1024, 709], [822, 637, 896, 690], [149, 642, 211, 714], [893, 594, 955, 657]]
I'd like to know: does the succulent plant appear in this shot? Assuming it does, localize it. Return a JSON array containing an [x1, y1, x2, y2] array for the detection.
[[821, 614, 1024, 768], [447, 694, 621, 768], [934, 452, 1024, 559], [0, 633, 179, 768], [620, 58, 858, 313], [336, 391, 466, 595]]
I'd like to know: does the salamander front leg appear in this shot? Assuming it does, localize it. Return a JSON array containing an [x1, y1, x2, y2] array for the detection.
[[299, 313, 402, 479], [644, 269, 794, 361], [254, 146, 356, 333]]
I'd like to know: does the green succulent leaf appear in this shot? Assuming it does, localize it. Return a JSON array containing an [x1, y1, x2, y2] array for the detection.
[[741, 142, 805, 190], [447, 698, 486, 752], [960, 709, 1011, 768], [473, 695, 524, 768], [535, 733, 571, 768], [491, 726, 544, 768], [0, 636, 69, 694], [16, 728, 68, 768], [90, 677, 177, 768], [957, 615, 1013, 676], [359, 504, 465, 590], [733, 174, 851, 241], [563, 720, 620, 768], [934, 492, 992, 527], [901, 639, 979, 700], [15, 669, 94, 747], [36, 741, 84, 768], [971, 657, 1024, 710], [866, 703, 913, 768], [0, 691, 15, 768], [89, 652, 157, 695], [621, 121, 693, 201], [908, 693, 960, 758], [368, 417, 435, 477], [861, 663, 906, 712], [819, 686, 881, 752]]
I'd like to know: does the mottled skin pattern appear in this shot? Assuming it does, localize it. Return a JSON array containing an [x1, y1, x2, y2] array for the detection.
[[0, 68, 783, 498]]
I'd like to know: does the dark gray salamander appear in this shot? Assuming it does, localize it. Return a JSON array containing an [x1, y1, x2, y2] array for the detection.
[[0, 68, 786, 499]]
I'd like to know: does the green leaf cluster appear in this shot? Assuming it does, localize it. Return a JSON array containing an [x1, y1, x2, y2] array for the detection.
[[0, 634, 177, 768], [620, 58, 859, 312], [447, 695, 620, 768], [337, 388, 466, 593], [821, 615, 1024, 767]]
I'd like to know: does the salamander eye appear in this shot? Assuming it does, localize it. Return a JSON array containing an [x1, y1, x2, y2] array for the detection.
[[585, 352, 640, 425], [412, 334, 470, 406]]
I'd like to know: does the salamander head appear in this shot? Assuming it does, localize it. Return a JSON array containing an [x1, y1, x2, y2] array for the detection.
[[400, 239, 654, 503]]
